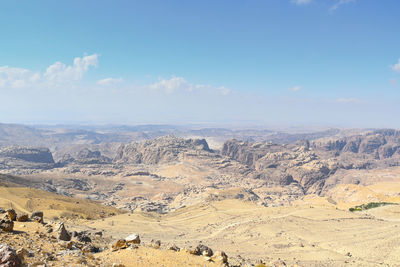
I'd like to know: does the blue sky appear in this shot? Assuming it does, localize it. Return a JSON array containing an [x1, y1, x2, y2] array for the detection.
[[0, 0, 399, 127]]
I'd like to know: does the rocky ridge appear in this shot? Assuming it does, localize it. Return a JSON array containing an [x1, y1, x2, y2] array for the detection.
[[114, 135, 211, 164], [1, 130, 400, 214]]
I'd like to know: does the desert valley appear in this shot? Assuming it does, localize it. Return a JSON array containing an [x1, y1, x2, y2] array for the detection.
[[1, 123, 400, 266]]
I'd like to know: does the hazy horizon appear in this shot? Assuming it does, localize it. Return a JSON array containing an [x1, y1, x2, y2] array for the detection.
[[1, 1, 400, 128]]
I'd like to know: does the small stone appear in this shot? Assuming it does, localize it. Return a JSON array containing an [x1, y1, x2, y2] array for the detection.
[[45, 224, 53, 233], [57, 223, 71, 241], [59, 241, 74, 250], [125, 233, 140, 245], [31, 211, 44, 223], [6, 209, 17, 221], [169, 244, 180, 251], [0, 218, 14, 232], [112, 240, 128, 251], [76, 234, 91, 243], [194, 244, 213, 256], [150, 239, 161, 249], [16, 213, 29, 222], [94, 231, 103, 237], [81, 244, 99, 253]]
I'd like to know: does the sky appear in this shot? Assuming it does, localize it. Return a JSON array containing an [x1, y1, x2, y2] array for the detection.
[[0, 0, 399, 128]]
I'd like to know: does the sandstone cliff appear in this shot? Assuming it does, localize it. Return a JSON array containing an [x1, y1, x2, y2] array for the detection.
[[114, 135, 211, 164]]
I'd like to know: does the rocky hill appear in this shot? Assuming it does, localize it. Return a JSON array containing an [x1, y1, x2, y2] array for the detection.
[[0, 147, 54, 164], [221, 139, 336, 192], [114, 135, 211, 164], [222, 130, 400, 194], [0, 147, 55, 171], [311, 129, 400, 159]]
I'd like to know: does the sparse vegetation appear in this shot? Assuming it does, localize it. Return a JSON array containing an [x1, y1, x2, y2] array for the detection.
[[349, 202, 398, 212]]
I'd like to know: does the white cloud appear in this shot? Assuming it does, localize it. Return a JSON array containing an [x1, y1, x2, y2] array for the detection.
[[149, 76, 230, 96], [44, 54, 98, 84], [97, 77, 123, 86], [150, 76, 189, 94], [337, 98, 360, 104], [0, 66, 41, 89], [0, 54, 98, 89], [392, 58, 400, 73], [291, 0, 312, 5], [290, 85, 302, 92], [331, 0, 356, 11]]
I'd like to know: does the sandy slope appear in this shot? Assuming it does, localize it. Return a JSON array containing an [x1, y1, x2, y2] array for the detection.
[[81, 199, 400, 266], [0, 186, 122, 219]]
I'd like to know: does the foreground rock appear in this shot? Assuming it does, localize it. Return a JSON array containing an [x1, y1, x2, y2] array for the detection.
[[0, 244, 21, 267], [16, 213, 28, 222], [0, 218, 13, 232], [112, 239, 128, 251], [193, 243, 213, 256], [6, 210, 16, 221], [30, 211, 43, 223], [57, 223, 71, 241], [125, 233, 140, 245]]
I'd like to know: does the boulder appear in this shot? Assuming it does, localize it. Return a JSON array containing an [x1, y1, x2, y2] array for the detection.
[[0, 244, 21, 267], [112, 239, 128, 251], [16, 213, 29, 222], [193, 244, 213, 256], [125, 233, 140, 245], [30, 211, 43, 223], [0, 219, 13, 232], [6, 209, 16, 221], [0, 208, 5, 214], [57, 223, 71, 241]]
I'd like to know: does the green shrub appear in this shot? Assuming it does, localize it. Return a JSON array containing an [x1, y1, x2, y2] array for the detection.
[[349, 202, 398, 212]]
